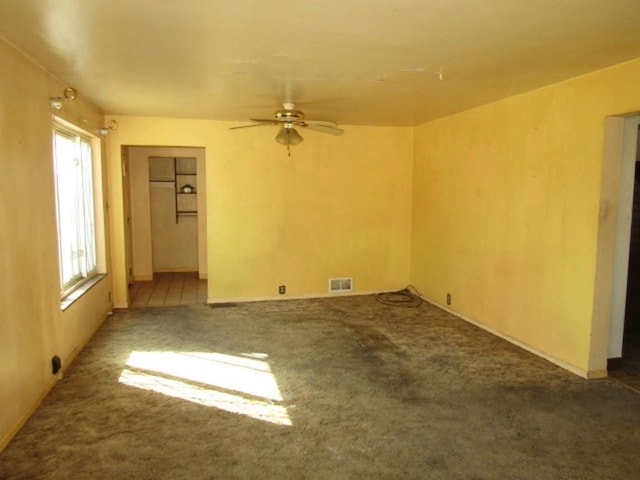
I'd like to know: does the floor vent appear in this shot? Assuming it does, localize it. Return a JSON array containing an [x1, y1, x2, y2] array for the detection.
[[329, 277, 353, 292]]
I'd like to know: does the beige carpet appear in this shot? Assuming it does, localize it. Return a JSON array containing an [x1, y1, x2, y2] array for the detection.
[[1, 295, 640, 479]]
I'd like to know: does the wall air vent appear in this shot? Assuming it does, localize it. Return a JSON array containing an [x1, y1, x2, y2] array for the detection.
[[329, 277, 353, 292]]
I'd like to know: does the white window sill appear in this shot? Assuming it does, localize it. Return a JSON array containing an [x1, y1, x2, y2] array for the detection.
[[60, 274, 107, 311]]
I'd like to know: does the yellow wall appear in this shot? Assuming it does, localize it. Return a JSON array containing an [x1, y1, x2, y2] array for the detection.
[[106, 118, 413, 304], [411, 58, 640, 376], [3, 20, 639, 453], [0, 38, 112, 449]]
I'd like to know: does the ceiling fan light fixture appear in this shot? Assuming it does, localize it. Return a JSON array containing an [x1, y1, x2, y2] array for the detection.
[[275, 126, 303, 146]]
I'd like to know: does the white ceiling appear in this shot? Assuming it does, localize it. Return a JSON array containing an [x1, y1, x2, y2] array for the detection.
[[1, 0, 640, 126]]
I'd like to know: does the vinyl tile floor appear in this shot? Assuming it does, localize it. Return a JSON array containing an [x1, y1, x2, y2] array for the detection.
[[129, 272, 207, 307]]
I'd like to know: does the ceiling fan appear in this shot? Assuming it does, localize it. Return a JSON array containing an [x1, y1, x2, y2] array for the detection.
[[230, 103, 344, 150]]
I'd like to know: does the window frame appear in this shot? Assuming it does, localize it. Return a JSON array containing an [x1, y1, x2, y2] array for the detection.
[[52, 119, 104, 301]]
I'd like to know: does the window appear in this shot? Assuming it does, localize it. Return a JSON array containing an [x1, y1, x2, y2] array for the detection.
[[52, 123, 100, 296]]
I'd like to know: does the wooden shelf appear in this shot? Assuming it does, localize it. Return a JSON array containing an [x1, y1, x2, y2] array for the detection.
[[174, 157, 197, 223], [149, 156, 198, 223]]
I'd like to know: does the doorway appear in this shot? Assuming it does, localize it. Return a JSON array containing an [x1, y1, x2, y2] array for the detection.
[[607, 119, 640, 389], [610, 147, 640, 390], [124, 146, 208, 305]]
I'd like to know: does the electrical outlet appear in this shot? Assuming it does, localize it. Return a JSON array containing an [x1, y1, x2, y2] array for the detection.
[[51, 355, 62, 375], [278, 285, 286, 295], [446, 293, 452, 305]]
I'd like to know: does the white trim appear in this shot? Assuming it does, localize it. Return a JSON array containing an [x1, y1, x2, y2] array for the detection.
[[133, 274, 154, 281], [421, 297, 604, 379], [608, 115, 640, 358], [208, 290, 383, 305], [207, 290, 605, 379], [0, 307, 111, 451]]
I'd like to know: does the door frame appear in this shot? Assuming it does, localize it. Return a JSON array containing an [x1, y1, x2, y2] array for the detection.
[[124, 145, 207, 283], [601, 115, 640, 364]]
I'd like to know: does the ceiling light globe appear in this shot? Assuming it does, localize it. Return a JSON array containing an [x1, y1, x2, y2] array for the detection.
[[275, 127, 304, 146]]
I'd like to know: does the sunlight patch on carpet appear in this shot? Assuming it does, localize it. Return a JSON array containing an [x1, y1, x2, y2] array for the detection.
[[119, 351, 292, 426]]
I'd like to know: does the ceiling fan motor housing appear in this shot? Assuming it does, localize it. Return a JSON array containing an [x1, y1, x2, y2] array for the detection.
[[275, 109, 305, 122]]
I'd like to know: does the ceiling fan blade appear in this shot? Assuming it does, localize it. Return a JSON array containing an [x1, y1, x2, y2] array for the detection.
[[304, 119, 339, 127], [300, 122, 344, 136], [229, 122, 278, 130], [249, 118, 285, 124]]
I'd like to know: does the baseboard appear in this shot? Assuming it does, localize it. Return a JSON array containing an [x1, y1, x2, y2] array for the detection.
[[421, 298, 602, 380], [61, 307, 112, 377], [153, 268, 199, 273], [206, 291, 603, 379], [208, 290, 385, 305], [133, 273, 206, 281], [0, 375, 58, 452], [0, 307, 112, 453], [133, 274, 153, 281], [586, 369, 608, 379]]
